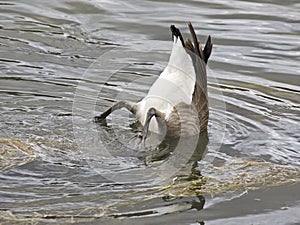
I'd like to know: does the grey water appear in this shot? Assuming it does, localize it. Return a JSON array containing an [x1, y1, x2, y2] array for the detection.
[[0, 0, 300, 224]]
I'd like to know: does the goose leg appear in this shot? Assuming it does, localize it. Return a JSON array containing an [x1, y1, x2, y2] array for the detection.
[[141, 107, 165, 146], [94, 100, 136, 122]]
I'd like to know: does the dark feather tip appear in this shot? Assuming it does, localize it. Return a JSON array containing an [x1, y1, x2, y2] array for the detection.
[[170, 25, 185, 47]]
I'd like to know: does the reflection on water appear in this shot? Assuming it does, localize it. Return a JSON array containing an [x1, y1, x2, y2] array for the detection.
[[0, 0, 300, 224]]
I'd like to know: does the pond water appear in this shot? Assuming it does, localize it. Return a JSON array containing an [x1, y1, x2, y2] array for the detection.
[[0, 0, 300, 224]]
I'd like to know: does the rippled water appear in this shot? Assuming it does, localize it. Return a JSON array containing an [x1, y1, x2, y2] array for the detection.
[[1, 0, 300, 224]]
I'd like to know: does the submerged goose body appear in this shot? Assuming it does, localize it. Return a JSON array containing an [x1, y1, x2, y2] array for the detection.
[[95, 22, 212, 140]]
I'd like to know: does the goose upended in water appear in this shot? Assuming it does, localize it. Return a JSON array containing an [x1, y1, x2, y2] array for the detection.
[[95, 22, 212, 141]]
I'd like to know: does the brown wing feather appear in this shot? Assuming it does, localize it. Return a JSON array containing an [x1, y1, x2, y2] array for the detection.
[[186, 22, 212, 132], [185, 38, 194, 52], [188, 22, 205, 61]]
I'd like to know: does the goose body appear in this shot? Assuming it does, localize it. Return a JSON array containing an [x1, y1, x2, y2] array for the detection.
[[135, 34, 197, 133], [95, 22, 212, 139]]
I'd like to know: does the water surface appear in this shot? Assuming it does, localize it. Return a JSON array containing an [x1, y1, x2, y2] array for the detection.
[[0, 0, 300, 224]]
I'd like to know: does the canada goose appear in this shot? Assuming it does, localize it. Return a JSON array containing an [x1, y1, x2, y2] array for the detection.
[[95, 22, 212, 144]]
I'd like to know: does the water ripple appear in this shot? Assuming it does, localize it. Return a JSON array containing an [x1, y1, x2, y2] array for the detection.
[[0, 0, 299, 223]]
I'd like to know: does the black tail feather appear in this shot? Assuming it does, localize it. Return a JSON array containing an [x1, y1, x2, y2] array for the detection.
[[170, 25, 185, 47], [179, 22, 212, 64], [203, 35, 213, 63]]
